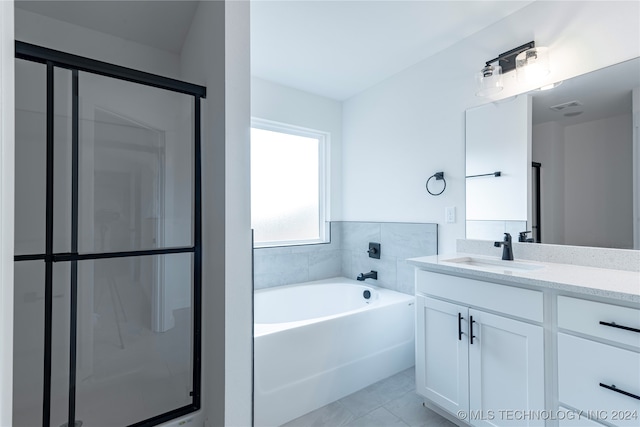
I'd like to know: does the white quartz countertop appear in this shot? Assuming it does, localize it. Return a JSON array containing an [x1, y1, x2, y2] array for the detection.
[[408, 253, 640, 304]]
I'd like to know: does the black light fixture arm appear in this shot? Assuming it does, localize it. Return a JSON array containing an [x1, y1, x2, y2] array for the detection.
[[484, 41, 535, 73]]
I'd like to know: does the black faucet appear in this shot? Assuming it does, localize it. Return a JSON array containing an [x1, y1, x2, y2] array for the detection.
[[357, 271, 378, 281], [518, 231, 534, 243], [494, 233, 514, 260]]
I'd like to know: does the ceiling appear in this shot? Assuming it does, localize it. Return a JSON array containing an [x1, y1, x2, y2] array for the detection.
[[17, 0, 536, 101], [251, 1, 535, 100], [531, 57, 639, 126]]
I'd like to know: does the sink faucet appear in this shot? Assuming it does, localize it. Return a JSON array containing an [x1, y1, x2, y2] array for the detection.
[[518, 231, 534, 243], [494, 233, 514, 260], [357, 271, 378, 281]]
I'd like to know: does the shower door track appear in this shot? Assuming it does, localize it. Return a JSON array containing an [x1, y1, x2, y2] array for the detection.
[[14, 41, 206, 427]]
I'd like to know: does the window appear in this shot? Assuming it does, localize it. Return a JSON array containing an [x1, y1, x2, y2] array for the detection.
[[251, 119, 329, 246]]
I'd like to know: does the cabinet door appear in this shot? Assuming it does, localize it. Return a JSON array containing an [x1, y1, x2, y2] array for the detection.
[[468, 309, 545, 427], [416, 295, 469, 414]]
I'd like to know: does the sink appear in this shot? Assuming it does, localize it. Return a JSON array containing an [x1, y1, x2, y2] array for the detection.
[[442, 256, 545, 272]]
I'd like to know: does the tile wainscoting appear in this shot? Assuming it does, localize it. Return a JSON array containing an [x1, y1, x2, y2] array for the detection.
[[253, 221, 438, 294]]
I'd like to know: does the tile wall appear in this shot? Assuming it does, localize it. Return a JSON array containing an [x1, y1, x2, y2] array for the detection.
[[253, 223, 342, 290], [253, 221, 438, 294]]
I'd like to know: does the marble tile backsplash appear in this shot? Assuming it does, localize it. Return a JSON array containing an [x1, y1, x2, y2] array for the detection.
[[253, 221, 438, 294], [457, 239, 640, 272]]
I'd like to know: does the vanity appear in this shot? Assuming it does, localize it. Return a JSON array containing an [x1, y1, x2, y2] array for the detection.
[[409, 251, 640, 427]]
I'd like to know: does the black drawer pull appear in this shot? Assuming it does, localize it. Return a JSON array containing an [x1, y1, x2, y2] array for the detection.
[[599, 383, 640, 401], [599, 321, 640, 334], [458, 313, 463, 341]]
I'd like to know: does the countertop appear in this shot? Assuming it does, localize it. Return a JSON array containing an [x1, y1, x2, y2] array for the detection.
[[408, 253, 640, 304]]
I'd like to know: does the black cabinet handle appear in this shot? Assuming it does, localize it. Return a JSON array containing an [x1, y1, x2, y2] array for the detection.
[[458, 313, 463, 341], [599, 321, 640, 334], [599, 383, 640, 401], [470, 316, 476, 345]]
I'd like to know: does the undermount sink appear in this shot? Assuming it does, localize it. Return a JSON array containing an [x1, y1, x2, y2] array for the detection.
[[442, 256, 545, 272]]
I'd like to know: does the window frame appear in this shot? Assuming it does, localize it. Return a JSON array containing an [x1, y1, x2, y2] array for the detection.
[[250, 117, 330, 248]]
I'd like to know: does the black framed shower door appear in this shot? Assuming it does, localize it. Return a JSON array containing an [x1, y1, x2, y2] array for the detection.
[[14, 42, 205, 427]]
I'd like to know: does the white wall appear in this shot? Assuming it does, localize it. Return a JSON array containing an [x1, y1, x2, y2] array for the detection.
[[15, 8, 181, 80], [564, 114, 634, 248], [0, 2, 15, 425], [342, 0, 640, 254], [180, 1, 252, 426], [251, 77, 343, 220], [533, 114, 634, 249]]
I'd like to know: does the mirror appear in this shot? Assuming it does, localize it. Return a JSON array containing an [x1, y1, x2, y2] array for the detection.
[[466, 57, 640, 249]]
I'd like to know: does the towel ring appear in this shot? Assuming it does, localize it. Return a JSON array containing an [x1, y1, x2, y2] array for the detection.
[[426, 172, 446, 196]]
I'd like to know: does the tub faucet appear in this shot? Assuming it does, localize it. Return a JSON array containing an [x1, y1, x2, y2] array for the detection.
[[494, 233, 514, 261], [357, 271, 378, 281]]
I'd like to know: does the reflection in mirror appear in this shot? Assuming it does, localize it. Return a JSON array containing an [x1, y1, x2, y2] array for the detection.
[[466, 57, 640, 249]]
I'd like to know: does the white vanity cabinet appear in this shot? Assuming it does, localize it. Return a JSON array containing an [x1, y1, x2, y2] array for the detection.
[[416, 270, 545, 426], [416, 296, 469, 414], [557, 296, 640, 427]]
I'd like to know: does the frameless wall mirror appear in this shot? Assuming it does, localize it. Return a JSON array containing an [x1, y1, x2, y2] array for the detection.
[[465, 57, 640, 250]]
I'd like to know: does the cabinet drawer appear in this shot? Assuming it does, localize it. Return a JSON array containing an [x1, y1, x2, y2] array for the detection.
[[416, 269, 543, 322], [558, 407, 607, 427], [558, 296, 640, 349], [558, 333, 640, 427]]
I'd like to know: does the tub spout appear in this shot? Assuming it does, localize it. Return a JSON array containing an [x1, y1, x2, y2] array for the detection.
[[357, 271, 377, 281]]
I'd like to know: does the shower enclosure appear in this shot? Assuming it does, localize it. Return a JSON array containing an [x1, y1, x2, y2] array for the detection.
[[13, 42, 205, 427]]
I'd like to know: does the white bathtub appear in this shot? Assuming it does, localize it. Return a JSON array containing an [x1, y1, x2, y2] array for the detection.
[[254, 277, 415, 426]]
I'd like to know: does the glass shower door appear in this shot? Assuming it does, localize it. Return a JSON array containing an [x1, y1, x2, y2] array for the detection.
[[73, 72, 195, 426], [14, 43, 204, 427]]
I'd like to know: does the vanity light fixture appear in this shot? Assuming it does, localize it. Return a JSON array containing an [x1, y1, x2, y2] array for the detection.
[[516, 46, 550, 83], [475, 63, 503, 97], [476, 41, 551, 97]]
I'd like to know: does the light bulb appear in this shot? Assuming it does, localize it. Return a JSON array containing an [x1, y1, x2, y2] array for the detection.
[[516, 47, 550, 83]]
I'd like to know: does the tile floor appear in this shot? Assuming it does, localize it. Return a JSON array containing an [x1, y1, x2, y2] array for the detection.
[[281, 367, 458, 427]]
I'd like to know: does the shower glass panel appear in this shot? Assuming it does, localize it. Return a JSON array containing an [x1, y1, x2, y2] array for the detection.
[[13, 261, 71, 427], [14, 59, 46, 256], [13, 261, 45, 426], [74, 254, 193, 426], [14, 42, 204, 427], [77, 72, 194, 255], [50, 263, 72, 427]]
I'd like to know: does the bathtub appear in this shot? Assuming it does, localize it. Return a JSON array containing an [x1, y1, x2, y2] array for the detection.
[[254, 277, 415, 427]]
